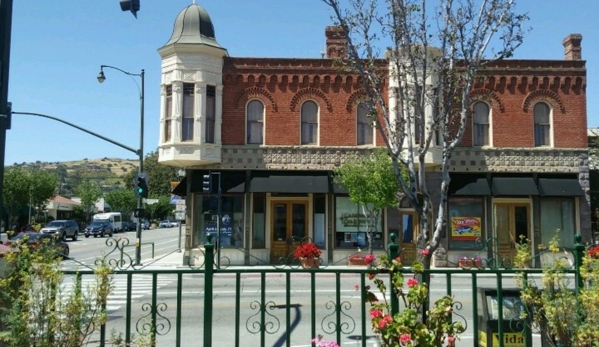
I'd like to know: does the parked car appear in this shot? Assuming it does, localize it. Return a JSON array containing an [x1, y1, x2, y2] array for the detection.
[[122, 221, 137, 231], [169, 220, 180, 227], [40, 220, 80, 241], [159, 220, 173, 228], [8, 232, 70, 259], [84, 221, 114, 238], [142, 219, 150, 230]]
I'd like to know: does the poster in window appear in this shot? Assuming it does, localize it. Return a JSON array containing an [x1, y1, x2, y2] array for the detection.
[[451, 217, 481, 241]]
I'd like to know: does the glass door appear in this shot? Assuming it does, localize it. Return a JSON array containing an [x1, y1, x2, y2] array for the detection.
[[270, 201, 308, 263], [494, 203, 530, 267], [399, 212, 419, 266]]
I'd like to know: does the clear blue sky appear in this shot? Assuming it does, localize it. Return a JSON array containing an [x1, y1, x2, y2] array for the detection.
[[6, 0, 599, 165]]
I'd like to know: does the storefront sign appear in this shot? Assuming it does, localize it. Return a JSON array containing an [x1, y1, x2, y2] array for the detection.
[[479, 331, 525, 347], [450, 217, 481, 241]]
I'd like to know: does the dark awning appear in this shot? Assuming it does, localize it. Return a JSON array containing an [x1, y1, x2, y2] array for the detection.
[[448, 175, 491, 196], [189, 171, 247, 193], [491, 177, 539, 196], [538, 178, 584, 196], [250, 173, 329, 193], [171, 177, 187, 197]]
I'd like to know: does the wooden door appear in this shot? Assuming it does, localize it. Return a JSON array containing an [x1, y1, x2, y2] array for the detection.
[[494, 203, 530, 268], [270, 201, 308, 263], [399, 212, 419, 266]]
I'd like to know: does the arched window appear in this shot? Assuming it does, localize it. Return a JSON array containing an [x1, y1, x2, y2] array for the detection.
[[247, 100, 264, 144], [164, 85, 172, 142], [357, 102, 373, 145], [473, 102, 490, 146], [534, 102, 551, 146], [301, 101, 318, 145]]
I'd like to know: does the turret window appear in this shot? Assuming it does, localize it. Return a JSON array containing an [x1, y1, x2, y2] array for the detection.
[[164, 85, 172, 142], [182, 83, 194, 141], [206, 86, 216, 144]]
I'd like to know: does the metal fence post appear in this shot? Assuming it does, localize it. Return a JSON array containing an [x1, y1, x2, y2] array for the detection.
[[388, 233, 399, 316], [573, 233, 585, 295], [204, 234, 215, 347]]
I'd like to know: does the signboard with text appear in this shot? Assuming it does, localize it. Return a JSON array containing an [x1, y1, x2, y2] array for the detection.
[[450, 217, 481, 241]]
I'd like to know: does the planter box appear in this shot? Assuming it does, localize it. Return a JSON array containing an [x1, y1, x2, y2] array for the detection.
[[348, 256, 367, 266], [459, 259, 483, 269], [300, 257, 320, 269]]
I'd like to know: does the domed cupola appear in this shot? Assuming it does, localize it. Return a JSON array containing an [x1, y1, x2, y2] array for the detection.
[[158, 2, 227, 168], [162, 3, 223, 49]]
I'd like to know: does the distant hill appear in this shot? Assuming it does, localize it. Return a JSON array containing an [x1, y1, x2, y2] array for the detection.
[[12, 157, 139, 196]]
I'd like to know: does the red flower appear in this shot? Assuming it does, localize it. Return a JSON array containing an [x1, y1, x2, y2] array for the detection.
[[420, 248, 430, 257], [407, 278, 419, 287], [364, 253, 376, 264], [588, 245, 599, 260], [367, 272, 376, 280], [399, 333, 412, 343], [294, 242, 322, 259], [370, 309, 383, 318]]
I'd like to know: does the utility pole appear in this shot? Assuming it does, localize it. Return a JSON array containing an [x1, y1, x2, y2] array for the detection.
[[0, 0, 13, 234]]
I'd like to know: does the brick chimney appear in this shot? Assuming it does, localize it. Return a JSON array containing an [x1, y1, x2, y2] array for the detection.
[[563, 34, 583, 60], [325, 26, 348, 59]]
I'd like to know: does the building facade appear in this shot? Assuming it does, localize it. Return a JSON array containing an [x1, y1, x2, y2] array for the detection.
[[158, 4, 590, 267]]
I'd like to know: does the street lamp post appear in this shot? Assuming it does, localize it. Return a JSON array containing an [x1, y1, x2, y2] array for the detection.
[[97, 65, 144, 266]]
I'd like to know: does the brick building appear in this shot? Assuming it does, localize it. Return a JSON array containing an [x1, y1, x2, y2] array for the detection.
[[159, 4, 590, 266]]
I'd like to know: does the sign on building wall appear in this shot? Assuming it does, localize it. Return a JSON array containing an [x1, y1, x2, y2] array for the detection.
[[450, 217, 481, 241]]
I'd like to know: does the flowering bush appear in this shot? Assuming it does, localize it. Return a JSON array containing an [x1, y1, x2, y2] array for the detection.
[[311, 335, 340, 347], [362, 254, 465, 346], [294, 242, 322, 259], [588, 244, 599, 259]]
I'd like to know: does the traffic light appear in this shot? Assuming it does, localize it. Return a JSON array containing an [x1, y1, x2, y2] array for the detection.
[[5, 102, 11, 130], [135, 173, 149, 198], [119, 0, 140, 18], [202, 173, 211, 194]]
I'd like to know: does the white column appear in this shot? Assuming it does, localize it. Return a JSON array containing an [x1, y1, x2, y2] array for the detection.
[[215, 85, 224, 145], [159, 84, 166, 144], [195, 83, 207, 143], [172, 81, 183, 143]]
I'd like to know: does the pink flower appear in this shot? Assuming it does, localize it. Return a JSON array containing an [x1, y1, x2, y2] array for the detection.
[[377, 315, 392, 329], [447, 336, 455, 342], [407, 278, 419, 287], [420, 248, 430, 257], [364, 253, 376, 264], [395, 256, 402, 262], [354, 284, 359, 291], [370, 309, 383, 318], [400, 333, 412, 343]]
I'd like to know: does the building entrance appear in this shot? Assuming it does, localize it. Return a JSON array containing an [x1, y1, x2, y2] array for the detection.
[[270, 200, 308, 263]]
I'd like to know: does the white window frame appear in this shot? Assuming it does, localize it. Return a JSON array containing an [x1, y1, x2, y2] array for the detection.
[[301, 100, 319, 145], [534, 102, 552, 147], [357, 102, 374, 145], [246, 99, 264, 145], [472, 101, 491, 147]]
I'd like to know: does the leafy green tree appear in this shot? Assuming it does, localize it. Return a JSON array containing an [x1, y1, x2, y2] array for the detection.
[[104, 188, 137, 218], [3, 167, 57, 230], [29, 169, 58, 221], [144, 196, 173, 221], [334, 149, 404, 253], [3, 167, 30, 231], [74, 180, 103, 222]]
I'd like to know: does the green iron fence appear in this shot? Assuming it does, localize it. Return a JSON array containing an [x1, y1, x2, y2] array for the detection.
[[59, 234, 586, 347]]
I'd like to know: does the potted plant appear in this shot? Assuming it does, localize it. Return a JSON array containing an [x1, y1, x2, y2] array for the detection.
[[458, 256, 483, 269], [294, 242, 322, 269], [348, 253, 367, 266]]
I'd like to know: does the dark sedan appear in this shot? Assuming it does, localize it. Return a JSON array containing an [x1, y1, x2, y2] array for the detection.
[[84, 221, 114, 238], [8, 232, 70, 259], [122, 221, 137, 231]]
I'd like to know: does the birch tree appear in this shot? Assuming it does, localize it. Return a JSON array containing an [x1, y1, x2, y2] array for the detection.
[[322, 0, 528, 265]]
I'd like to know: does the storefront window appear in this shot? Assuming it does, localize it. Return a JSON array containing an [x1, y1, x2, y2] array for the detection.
[[335, 196, 383, 249], [252, 195, 265, 249], [448, 197, 484, 250], [195, 194, 243, 248], [540, 198, 575, 249], [313, 194, 326, 248]]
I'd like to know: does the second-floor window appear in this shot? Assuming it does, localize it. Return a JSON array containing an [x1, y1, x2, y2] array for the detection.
[[247, 100, 264, 144], [206, 86, 216, 144], [534, 102, 551, 146], [182, 83, 194, 141], [357, 102, 373, 145], [301, 101, 318, 145], [164, 85, 172, 142], [473, 102, 490, 146]]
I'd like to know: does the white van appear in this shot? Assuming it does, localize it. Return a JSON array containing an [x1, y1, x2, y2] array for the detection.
[[93, 212, 123, 233]]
